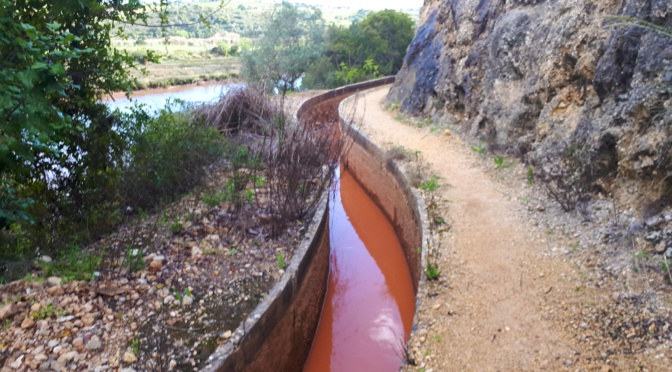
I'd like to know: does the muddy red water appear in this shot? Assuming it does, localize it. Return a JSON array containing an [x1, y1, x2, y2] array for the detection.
[[304, 168, 416, 372]]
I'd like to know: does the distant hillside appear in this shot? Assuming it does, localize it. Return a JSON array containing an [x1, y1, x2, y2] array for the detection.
[[120, 1, 420, 40]]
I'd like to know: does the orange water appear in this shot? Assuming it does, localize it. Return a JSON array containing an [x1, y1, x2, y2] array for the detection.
[[303, 168, 416, 371]]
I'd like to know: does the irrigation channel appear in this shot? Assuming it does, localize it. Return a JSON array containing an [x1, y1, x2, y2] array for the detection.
[[106, 80, 422, 371], [303, 166, 415, 371]]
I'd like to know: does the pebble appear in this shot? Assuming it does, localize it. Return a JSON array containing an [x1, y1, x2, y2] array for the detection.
[[130, 322, 138, 331], [47, 286, 64, 296], [57, 351, 78, 362], [123, 351, 138, 364], [182, 295, 194, 306], [82, 314, 95, 326], [206, 234, 220, 243], [86, 335, 103, 350], [169, 360, 177, 369], [10, 354, 24, 369], [222, 330, 232, 339], [655, 241, 667, 254], [645, 231, 661, 241], [0, 304, 15, 320], [164, 295, 175, 304], [73, 337, 84, 350], [191, 247, 202, 257], [645, 216, 664, 228], [46, 276, 62, 287], [149, 260, 163, 270], [40, 255, 53, 263], [153, 255, 166, 262], [21, 317, 35, 329]]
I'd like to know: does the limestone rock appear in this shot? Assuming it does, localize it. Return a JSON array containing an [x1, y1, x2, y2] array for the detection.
[[387, 0, 672, 206], [0, 304, 15, 320], [123, 351, 138, 364]]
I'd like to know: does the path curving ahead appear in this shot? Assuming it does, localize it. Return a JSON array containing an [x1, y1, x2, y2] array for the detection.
[[352, 86, 579, 370]]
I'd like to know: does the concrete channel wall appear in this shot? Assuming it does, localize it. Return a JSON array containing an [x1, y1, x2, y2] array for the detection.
[[338, 83, 427, 293], [203, 77, 427, 371]]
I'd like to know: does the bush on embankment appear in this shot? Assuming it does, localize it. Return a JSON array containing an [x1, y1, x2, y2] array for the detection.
[[0, 102, 227, 281]]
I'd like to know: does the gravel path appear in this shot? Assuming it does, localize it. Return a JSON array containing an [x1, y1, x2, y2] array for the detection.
[[352, 85, 672, 371]]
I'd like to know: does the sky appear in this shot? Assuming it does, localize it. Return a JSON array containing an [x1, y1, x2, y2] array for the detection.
[[291, 0, 423, 10]]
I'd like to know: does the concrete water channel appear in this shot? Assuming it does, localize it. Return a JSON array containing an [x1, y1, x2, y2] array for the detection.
[[204, 78, 428, 371]]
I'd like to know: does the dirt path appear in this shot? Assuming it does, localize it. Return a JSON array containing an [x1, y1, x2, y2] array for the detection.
[[353, 86, 585, 370]]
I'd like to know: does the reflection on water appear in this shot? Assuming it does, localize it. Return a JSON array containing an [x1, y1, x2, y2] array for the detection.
[[104, 83, 240, 112], [304, 168, 415, 372]]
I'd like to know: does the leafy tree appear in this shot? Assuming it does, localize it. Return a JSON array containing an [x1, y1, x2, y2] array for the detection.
[[0, 0, 161, 227], [241, 2, 326, 94], [304, 9, 414, 88], [358, 10, 415, 75]]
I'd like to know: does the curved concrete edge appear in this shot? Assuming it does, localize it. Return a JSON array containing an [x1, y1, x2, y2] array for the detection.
[[337, 82, 430, 301], [296, 77, 396, 124], [202, 193, 330, 372]]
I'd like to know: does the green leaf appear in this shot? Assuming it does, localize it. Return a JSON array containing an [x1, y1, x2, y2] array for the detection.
[[50, 63, 65, 76], [46, 22, 61, 31], [31, 62, 48, 70]]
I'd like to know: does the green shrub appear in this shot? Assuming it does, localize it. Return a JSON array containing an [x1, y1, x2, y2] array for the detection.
[[39, 245, 102, 283], [120, 101, 226, 211]]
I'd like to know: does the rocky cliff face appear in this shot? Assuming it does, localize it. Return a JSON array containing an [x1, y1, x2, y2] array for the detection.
[[389, 0, 671, 212]]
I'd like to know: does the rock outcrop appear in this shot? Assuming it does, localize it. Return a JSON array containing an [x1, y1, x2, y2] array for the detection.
[[389, 0, 671, 211]]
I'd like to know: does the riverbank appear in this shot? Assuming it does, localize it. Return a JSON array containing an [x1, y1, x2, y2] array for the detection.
[[131, 56, 240, 90]]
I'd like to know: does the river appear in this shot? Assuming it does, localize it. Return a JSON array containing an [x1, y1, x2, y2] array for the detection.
[[104, 83, 239, 112]]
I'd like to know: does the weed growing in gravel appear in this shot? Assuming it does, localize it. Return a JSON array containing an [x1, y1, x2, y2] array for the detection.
[[40, 246, 102, 282], [421, 174, 449, 282], [471, 142, 485, 156], [493, 156, 513, 169], [169, 218, 184, 234], [124, 245, 145, 273], [30, 304, 58, 320], [277, 253, 286, 270], [385, 101, 400, 111], [253, 175, 266, 188], [425, 262, 440, 281], [526, 166, 534, 184], [420, 176, 440, 192], [131, 338, 140, 355], [202, 191, 228, 207], [662, 257, 672, 283]]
